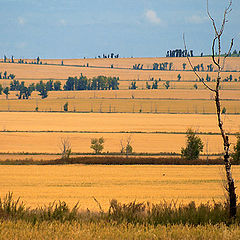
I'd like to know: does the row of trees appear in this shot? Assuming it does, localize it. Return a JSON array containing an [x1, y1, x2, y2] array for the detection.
[[0, 71, 15, 79], [64, 75, 119, 91], [61, 130, 240, 164], [3, 55, 42, 65], [153, 62, 174, 71]]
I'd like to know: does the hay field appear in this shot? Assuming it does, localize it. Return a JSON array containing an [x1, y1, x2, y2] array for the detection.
[[0, 165, 239, 210], [0, 112, 239, 154]]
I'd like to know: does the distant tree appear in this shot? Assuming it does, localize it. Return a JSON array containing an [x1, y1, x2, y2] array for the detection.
[[181, 129, 204, 160], [54, 81, 62, 91], [11, 56, 14, 63], [8, 74, 15, 80], [183, 63, 187, 71], [0, 84, 3, 94], [206, 74, 211, 82], [46, 80, 54, 91], [164, 81, 170, 89], [63, 102, 68, 112], [169, 62, 173, 70], [4, 55, 7, 63], [222, 107, 227, 114], [10, 80, 20, 91], [193, 83, 198, 89], [146, 82, 151, 89], [64, 77, 75, 90], [177, 74, 181, 81], [3, 87, 9, 99], [152, 80, 158, 89], [59, 137, 71, 160], [120, 136, 133, 157], [90, 137, 104, 154], [36, 81, 48, 99], [129, 81, 137, 89], [3, 71, 7, 79], [37, 56, 40, 64]]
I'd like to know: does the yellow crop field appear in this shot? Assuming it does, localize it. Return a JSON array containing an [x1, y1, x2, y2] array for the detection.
[[0, 165, 239, 210], [0, 112, 239, 154], [0, 57, 239, 84], [1, 88, 240, 100], [0, 97, 240, 113]]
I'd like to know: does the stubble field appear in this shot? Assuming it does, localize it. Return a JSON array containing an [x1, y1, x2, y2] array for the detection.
[[0, 112, 239, 155]]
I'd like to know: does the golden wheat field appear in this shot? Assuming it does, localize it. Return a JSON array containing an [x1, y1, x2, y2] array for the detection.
[[0, 112, 239, 154], [0, 97, 240, 113], [0, 57, 239, 85], [0, 165, 239, 210]]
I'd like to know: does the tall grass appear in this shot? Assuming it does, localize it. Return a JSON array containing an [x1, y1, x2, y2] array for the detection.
[[0, 192, 239, 225]]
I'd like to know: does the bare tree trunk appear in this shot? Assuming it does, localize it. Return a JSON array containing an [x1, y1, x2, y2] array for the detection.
[[184, 0, 237, 219]]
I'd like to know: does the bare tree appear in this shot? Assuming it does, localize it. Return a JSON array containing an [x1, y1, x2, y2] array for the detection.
[[59, 137, 72, 160], [120, 136, 133, 157], [184, 0, 237, 219]]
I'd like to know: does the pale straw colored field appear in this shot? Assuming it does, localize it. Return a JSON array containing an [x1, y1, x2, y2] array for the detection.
[[0, 165, 239, 210], [0, 112, 239, 154]]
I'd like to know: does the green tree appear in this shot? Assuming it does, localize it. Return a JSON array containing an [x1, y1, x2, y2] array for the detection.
[[54, 81, 62, 91], [3, 87, 9, 99], [181, 129, 204, 160], [183, 63, 186, 70], [90, 137, 104, 154], [232, 134, 240, 164], [177, 74, 181, 81], [0, 84, 3, 94], [164, 81, 170, 89], [63, 102, 68, 112], [46, 80, 54, 91], [36, 81, 48, 99]]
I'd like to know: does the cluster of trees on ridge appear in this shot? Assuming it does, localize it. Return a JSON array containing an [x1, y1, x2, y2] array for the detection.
[[64, 74, 119, 91]]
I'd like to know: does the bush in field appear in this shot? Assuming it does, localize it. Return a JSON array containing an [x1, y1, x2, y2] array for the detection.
[[90, 137, 104, 154], [0, 84, 3, 94], [3, 87, 9, 99], [181, 129, 203, 160], [63, 102, 68, 112], [232, 134, 240, 164]]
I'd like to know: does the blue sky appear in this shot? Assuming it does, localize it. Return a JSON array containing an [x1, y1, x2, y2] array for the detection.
[[0, 0, 239, 59]]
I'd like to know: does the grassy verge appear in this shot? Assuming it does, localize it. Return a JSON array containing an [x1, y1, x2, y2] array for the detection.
[[0, 192, 239, 225]]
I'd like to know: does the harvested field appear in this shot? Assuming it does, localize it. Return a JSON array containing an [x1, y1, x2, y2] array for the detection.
[[0, 98, 240, 113], [1, 89, 240, 100], [0, 112, 239, 154], [0, 165, 239, 210]]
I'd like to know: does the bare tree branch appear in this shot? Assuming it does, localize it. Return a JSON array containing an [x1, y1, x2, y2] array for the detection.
[[222, 38, 234, 70], [183, 34, 215, 92]]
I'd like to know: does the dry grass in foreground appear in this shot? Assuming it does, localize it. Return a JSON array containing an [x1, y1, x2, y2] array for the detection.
[[1, 221, 240, 240]]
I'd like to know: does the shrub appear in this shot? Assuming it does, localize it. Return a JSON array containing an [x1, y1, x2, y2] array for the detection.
[[181, 129, 204, 160], [90, 137, 104, 154], [63, 102, 68, 112]]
